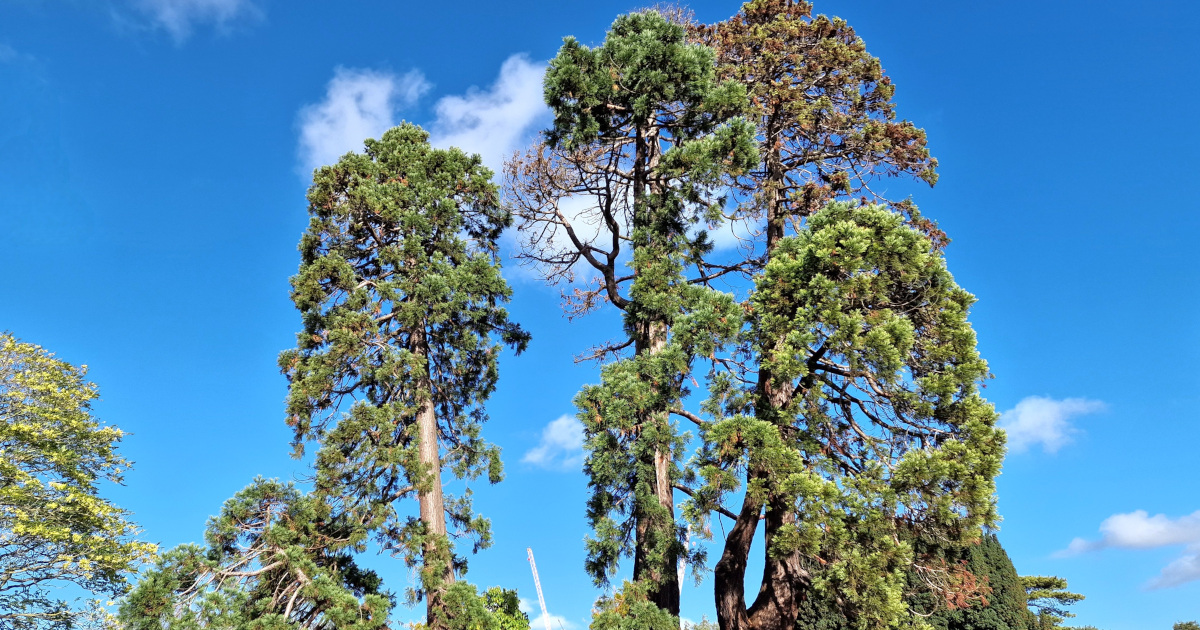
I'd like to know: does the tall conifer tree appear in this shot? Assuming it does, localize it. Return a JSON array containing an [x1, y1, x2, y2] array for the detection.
[[280, 124, 528, 629], [505, 10, 756, 615]]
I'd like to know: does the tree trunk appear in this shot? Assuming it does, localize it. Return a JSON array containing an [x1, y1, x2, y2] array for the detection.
[[632, 318, 680, 615], [625, 121, 681, 616], [413, 325, 452, 629], [764, 121, 786, 255], [714, 474, 764, 630], [715, 127, 810, 630], [747, 498, 808, 629]]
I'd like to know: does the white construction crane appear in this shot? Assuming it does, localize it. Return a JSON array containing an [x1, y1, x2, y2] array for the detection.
[[527, 547, 553, 630]]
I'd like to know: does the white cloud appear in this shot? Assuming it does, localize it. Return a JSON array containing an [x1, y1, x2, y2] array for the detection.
[[1149, 544, 1200, 589], [134, 0, 261, 41], [1061, 510, 1200, 555], [1098, 510, 1200, 549], [998, 395, 1105, 454], [522, 415, 584, 471], [519, 596, 576, 630], [1059, 509, 1200, 589], [428, 54, 548, 171], [296, 67, 430, 175], [296, 54, 544, 178], [529, 612, 576, 630]]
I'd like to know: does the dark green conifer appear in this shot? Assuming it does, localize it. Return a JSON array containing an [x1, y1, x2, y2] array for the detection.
[[509, 9, 756, 616], [279, 123, 528, 629], [919, 535, 1033, 630]]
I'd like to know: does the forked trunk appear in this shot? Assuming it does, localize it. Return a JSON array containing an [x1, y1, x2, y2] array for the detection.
[[747, 497, 809, 629], [715, 134, 810, 630], [714, 473, 764, 630]]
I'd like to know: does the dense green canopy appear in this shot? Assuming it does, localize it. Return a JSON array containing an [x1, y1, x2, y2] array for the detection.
[[688, 202, 1002, 630]]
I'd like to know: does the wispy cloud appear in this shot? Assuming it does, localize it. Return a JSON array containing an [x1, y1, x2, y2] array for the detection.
[[522, 415, 584, 471], [1059, 509, 1200, 588], [529, 611, 576, 630], [428, 54, 548, 172], [296, 67, 429, 175], [133, 0, 262, 42], [999, 395, 1105, 454], [519, 597, 577, 630], [1150, 546, 1200, 589]]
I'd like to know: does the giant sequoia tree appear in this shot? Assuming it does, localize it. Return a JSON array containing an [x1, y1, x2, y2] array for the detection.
[[505, 4, 997, 627], [505, 10, 756, 615], [684, 203, 1002, 630], [662, 4, 991, 630], [280, 124, 528, 629]]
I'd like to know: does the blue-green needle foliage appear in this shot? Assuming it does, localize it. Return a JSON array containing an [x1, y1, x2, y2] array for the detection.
[[278, 124, 528, 620], [120, 479, 391, 630], [686, 203, 1004, 630], [541, 9, 756, 613]]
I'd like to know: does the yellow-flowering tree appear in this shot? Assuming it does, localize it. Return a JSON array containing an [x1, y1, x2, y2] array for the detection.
[[0, 333, 155, 629]]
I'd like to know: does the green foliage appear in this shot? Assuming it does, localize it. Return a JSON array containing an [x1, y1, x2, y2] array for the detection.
[[1173, 623, 1200, 630], [417, 584, 529, 630], [588, 581, 680, 630], [544, 11, 752, 155], [480, 587, 530, 630], [279, 123, 527, 621], [119, 479, 391, 630], [1022, 575, 1084, 629], [0, 333, 156, 629]]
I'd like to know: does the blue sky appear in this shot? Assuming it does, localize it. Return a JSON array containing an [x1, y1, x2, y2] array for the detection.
[[1, 0, 1198, 628]]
